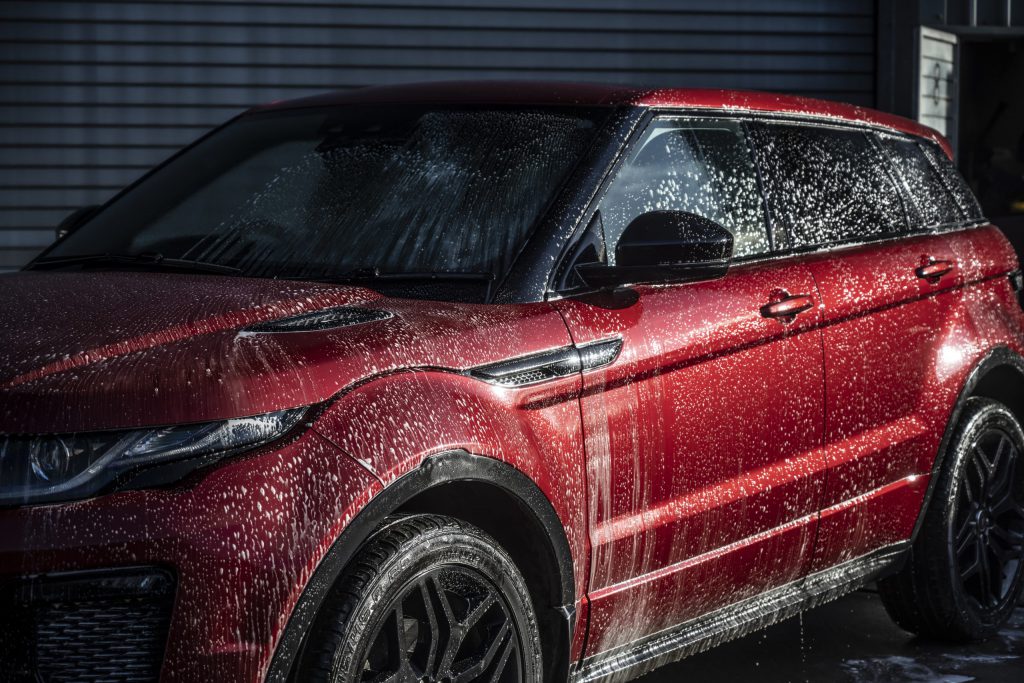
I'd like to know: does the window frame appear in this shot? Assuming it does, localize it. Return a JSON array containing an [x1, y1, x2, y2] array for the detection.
[[547, 110, 777, 297], [545, 107, 990, 300]]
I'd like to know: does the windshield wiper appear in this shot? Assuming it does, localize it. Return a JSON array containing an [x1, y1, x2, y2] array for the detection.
[[30, 252, 242, 276]]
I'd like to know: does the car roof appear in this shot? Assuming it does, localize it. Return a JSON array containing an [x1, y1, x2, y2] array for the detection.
[[251, 80, 951, 157]]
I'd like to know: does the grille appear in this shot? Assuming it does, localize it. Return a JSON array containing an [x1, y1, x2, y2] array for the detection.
[[500, 368, 550, 387], [0, 567, 175, 683]]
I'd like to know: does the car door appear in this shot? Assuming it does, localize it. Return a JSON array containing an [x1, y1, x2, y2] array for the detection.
[[552, 116, 827, 657], [747, 122, 963, 572]]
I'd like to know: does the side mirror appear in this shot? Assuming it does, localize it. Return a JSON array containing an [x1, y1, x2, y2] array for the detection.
[[575, 210, 734, 288], [56, 205, 100, 240]]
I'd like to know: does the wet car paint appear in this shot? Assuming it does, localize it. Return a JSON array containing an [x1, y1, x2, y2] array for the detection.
[[0, 428, 381, 679], [0, 81, 1022, 682], [555, 259, 827, 654]]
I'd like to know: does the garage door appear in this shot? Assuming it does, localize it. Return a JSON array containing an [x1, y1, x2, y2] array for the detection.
[[0, 0, 877, 270]]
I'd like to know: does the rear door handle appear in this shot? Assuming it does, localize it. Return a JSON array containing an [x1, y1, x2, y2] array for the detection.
[[760, 294, 815, 320], [915, 258, 955, 281]]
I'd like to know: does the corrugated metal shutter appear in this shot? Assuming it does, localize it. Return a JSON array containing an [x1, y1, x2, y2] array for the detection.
[[0, 0, 877, 270]]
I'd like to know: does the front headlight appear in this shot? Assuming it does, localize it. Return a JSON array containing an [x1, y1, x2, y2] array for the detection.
[[0, 408, 305, 506]]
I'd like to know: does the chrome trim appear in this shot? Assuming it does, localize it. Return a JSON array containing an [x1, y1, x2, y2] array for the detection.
[[574, 543, 908, 683], [468, 346, 579, 387], [467, 338, 622, 388]]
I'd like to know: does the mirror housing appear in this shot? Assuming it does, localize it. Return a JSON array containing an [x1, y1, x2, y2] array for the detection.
[[56, 205, 100, 240], [575, 210, 734, 288]]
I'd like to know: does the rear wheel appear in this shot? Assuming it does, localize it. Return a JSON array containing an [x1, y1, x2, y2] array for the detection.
[[879, 398, 1024, 641], [301, 514, 543, 683]]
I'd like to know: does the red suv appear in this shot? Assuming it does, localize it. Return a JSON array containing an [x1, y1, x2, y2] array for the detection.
[[2, 82, 1023, 683]]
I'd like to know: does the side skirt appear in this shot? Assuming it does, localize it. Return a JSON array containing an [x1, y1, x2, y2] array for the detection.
[[573, 543, 908, 683]]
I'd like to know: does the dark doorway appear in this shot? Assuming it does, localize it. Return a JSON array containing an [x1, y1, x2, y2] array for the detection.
[[958, 38, 1024, 256]]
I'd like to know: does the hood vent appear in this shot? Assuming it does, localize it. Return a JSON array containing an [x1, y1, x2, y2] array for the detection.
[[244, 307, 392, 333]]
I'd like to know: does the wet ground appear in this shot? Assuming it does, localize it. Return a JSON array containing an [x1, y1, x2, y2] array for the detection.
[[640, 589, 1024, 682]]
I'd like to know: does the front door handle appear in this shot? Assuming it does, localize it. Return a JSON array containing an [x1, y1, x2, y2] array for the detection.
[[760, 294, 815, 320], [915, 257, 955, 281]]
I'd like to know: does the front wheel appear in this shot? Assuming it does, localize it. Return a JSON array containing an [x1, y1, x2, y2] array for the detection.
[[300, 514, 543, 682], [880, 397, 1024, 641]]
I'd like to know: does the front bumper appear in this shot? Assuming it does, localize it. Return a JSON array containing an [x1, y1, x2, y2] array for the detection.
[[0, 428, 380, 682]]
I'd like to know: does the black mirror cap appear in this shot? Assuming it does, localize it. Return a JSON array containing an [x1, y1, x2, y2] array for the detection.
[[575, 211, 734, 288], [56, 205, 101, 240], [616, 210, 733, 267]]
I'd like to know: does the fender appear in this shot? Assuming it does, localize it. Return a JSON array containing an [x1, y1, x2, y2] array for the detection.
[[908, 345, 1024, 546], [265, 449, 577, 682], [310, 366, 591, 599]]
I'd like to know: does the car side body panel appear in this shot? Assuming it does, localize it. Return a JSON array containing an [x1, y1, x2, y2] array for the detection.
[[804, 231, 964, 570], [554, 258, 826, 657], [809, 225, 1023, 571]]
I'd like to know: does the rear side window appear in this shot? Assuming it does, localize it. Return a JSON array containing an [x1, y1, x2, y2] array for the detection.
[[920, 141, 985, 223], [877, 134, 963, 229], [597, 118, 770, 260], [750, 123, 907, 249]]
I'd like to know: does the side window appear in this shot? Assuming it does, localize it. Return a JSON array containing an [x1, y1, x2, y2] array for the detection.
[[597, 118, 770, 262], [750, 123, 907, 249], [920, 141, 986, 223], [877, 134, 963, 229]]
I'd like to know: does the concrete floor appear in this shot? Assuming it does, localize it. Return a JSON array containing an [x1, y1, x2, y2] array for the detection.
[[639, 589, 1024, 683]]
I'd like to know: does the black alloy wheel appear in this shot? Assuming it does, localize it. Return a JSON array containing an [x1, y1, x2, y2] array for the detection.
[[358, 566, 523, 682], [880, 397, 1024, 641], [301, 514, 543, 683], [952, 425, 1024, 610]]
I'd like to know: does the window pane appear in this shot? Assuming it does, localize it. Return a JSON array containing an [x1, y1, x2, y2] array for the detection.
[[50, 107, 603, 288], [598, 119, 770, 260], [878, 134, 963, 229], [920, 141, 985, 222], [751, 123, 907, 248]]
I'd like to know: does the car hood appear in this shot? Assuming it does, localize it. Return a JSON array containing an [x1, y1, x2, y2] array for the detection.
[[0, 272, 567, 433]]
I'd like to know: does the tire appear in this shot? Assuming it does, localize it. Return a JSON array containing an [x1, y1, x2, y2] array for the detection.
[[879, 397, 1024, 642], [300, 514, 544, 682]]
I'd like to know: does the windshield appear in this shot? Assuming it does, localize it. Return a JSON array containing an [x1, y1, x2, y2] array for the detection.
[[41, 105, 605, 300]]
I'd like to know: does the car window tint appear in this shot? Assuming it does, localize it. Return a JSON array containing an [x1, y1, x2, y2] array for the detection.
[[920, 141, 985, 223], [597, 118, 770, 261], [49, 107, 603, 294], [751, 123, 907, 248], [878, 134, 964, 229]]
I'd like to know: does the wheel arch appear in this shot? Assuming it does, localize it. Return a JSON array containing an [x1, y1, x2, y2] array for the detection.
[[265, 449, 576, 683], [910, 345, 1024, 545]]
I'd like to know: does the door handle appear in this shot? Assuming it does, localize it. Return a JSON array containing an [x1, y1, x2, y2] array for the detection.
[[760, 294, 815, 320], [915, 257, 955, 281]]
